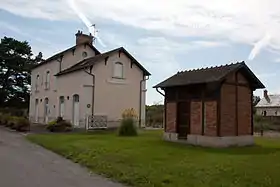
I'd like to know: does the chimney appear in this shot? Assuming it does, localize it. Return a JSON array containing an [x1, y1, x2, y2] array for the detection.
[[75, 30, 94, 45], [264, 90, 270, 103]]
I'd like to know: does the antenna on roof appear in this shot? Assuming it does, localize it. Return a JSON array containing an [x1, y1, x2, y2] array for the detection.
[[68, 0, 106, 47], [91, 24, 97, 44], [90, 23, 106, 47]]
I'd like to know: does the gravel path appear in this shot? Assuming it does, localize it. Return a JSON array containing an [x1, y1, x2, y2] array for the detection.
[[0, 127, 124, 187]]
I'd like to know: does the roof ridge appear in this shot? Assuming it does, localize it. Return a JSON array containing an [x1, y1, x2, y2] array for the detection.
[[178, 61, 243, 74]]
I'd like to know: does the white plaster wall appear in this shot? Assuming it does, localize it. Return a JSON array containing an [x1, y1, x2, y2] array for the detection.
[[29, 45, 95, 124], [256, 107, 280, 116], [93, 51, 146, 126]]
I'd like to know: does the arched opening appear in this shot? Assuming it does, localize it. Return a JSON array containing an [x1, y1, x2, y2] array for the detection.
[[72, 94, 80, 126], [44, 98, 49, 123], [45, 71, 50, 89], [113, 62, 124, 78], [36, 74, 40, 91]]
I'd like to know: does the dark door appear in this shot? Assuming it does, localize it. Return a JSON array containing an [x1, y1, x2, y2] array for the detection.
[[177, 101, 190, 139]]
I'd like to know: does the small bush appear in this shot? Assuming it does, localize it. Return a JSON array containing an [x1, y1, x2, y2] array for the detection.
[[7, 116, 19, 129], [58, 120, 73, 132], [46, 117, 73, 132], [118, 117, 138, 136], [56, 116, 63, 123], [1, 114, 10, 126], [46, 120, 57, 131], [15, 117, 30, 132], [0, 114, 4, 125]]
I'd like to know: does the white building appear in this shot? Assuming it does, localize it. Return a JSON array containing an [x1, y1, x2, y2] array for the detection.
[[256, 90, 280, 116], [29, 30, 151, 128]]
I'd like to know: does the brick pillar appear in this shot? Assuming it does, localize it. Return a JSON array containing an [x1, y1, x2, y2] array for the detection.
[[190, 101, 202, 134], [166, 102, 177, 133]]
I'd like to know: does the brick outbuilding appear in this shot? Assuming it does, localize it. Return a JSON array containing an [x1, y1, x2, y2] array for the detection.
[[154, 62, 265, 147]]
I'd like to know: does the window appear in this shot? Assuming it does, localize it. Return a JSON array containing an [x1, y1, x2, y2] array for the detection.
[[35, 74, 40, 91], [82, 51, 88, 58], [59, 96, 65, 117], [45, 71, 50, 90], [263, 110, 267, 116], [113, 62, 124, 78]]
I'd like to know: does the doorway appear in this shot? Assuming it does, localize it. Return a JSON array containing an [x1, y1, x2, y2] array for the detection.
[[177, 101, 190, 139], [35, 99, 39, 122], [73, 94, 80, 127], [44, 98, 49, 123]]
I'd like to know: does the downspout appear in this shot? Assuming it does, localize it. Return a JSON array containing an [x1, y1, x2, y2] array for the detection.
[[139, 75, 149, 128], [83, 66, 95, 116], [156, 87, 165, 130]]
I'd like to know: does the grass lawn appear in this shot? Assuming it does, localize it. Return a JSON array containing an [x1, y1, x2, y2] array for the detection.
[[27, 130, 280, 187]]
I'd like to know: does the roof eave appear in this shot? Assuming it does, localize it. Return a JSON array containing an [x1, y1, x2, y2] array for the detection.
[[31, 43, 100, 70], [119, 47, 151, 76]]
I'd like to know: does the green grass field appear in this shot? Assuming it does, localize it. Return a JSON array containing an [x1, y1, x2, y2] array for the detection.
[[27, 130, 280, 187]]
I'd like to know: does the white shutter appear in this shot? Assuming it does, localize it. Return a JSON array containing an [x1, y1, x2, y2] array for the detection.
[[113, 62, 123, 78]]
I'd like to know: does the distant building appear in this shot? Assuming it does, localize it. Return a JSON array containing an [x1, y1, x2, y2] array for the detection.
[[255, 90, 280, 116]]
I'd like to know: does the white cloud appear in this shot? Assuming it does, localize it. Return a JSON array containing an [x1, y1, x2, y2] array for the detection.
[[274, 58, 280, 63], [2, 0, 280, 59], [3, 0, 280, 103]]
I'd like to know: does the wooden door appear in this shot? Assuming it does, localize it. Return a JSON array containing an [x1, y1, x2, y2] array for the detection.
[[177, 101, 190, 139]]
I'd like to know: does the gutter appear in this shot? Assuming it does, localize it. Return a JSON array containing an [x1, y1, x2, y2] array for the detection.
[[83, 66, 95, 116], [139, 75, 149, 128], [156, 87, 165, 96]]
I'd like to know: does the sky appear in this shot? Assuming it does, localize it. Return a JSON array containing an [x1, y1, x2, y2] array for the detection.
[[1, 0, 280, 105]]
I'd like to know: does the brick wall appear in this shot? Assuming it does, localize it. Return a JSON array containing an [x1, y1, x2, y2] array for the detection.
[[220, 71, 252, 136], [237, 84, 252, 135], [166, 102, 177, 133], [204, 101, 217, 136], [190, 101, 202, 134], [220, 83, 236, 136]]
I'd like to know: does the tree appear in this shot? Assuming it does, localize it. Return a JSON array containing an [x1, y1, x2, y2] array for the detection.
[[0, 36, 42, 108], [146, 104, 164, 127]]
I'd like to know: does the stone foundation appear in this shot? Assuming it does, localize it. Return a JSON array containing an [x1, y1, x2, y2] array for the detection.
[[163, 132, 254, 148]]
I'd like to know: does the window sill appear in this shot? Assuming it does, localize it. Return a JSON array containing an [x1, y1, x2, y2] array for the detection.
[[112, 76, 125, 80], [107, 78, 128, 85]]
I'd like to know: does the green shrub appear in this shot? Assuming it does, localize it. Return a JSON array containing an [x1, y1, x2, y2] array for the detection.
[[7, 116, 19, 129], [254, 121, 270, 132], [0, 114, 4, 125], [48, 120, 57, 125], [56, 116, 63, 123], [254, 115, 263, 123], [46, 118, 73, 132], [58, 120, 73, 132], [14, 117, 30, 132], [1, 114, 11, 126], [118, 117, 138, 136]]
